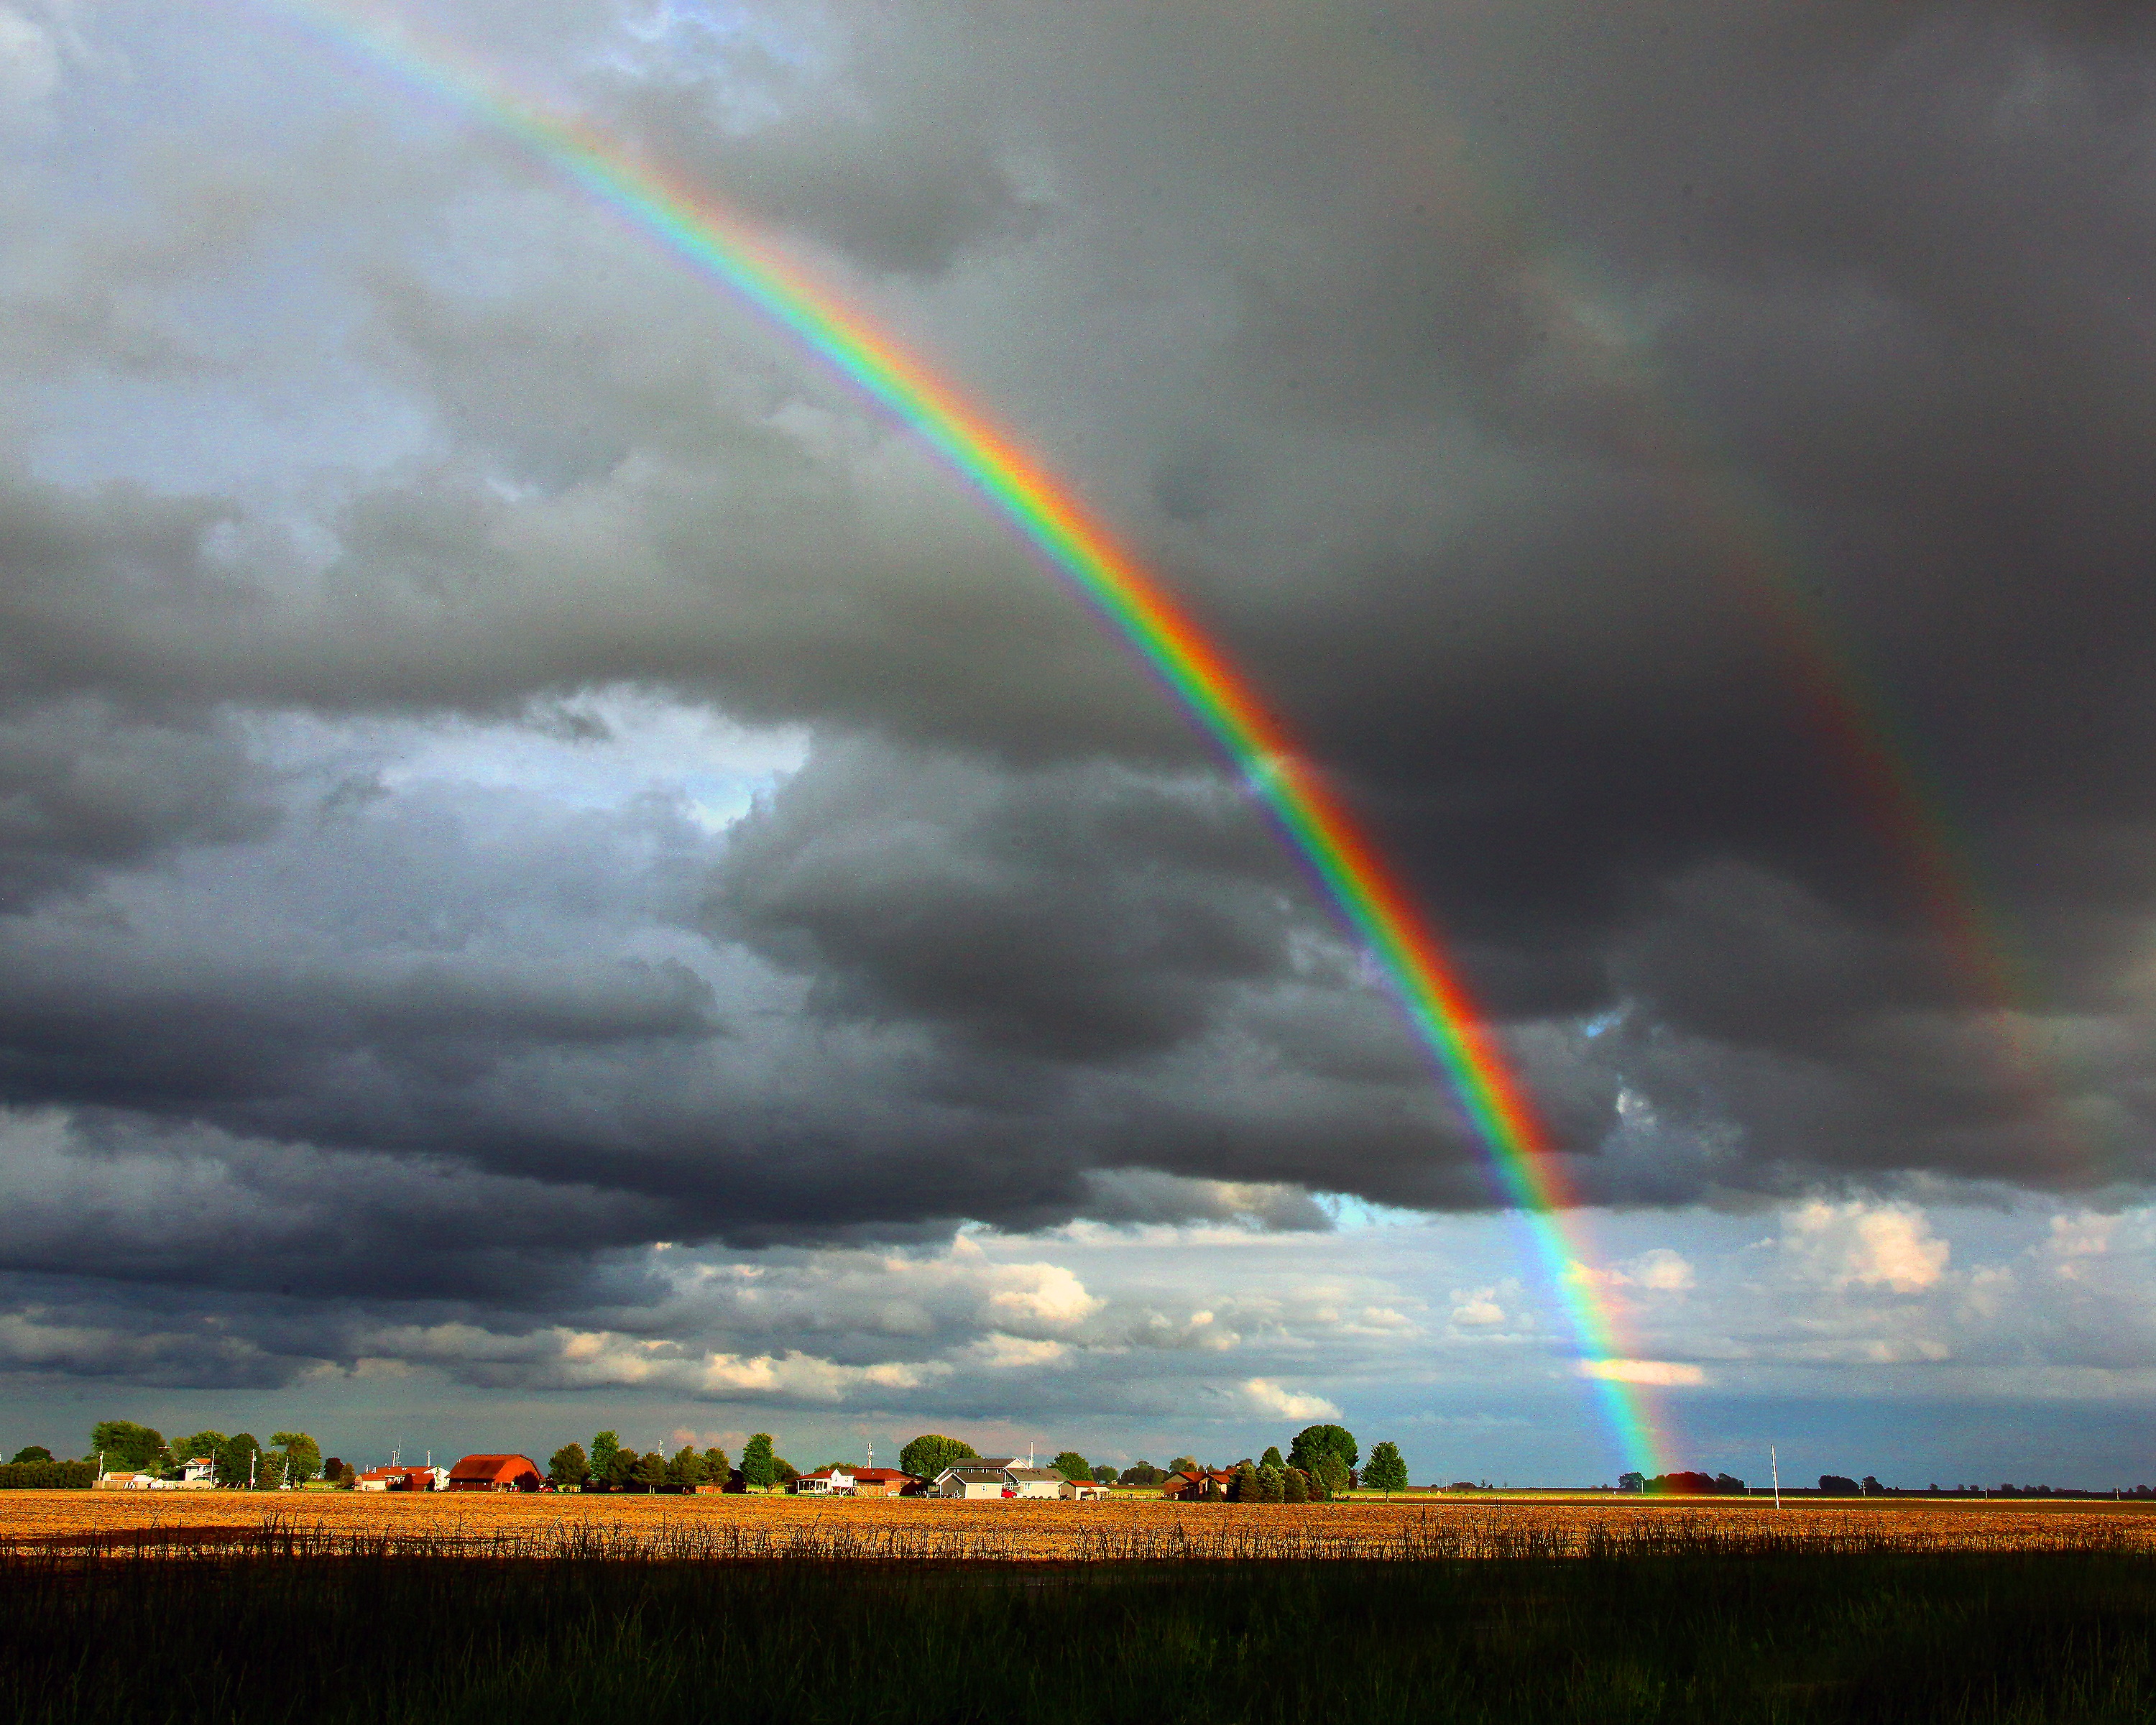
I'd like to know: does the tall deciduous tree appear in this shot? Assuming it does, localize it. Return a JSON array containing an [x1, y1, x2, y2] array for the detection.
[[1051, 1450, 1091, 1482], [702, 1446, 731, 1486], [589, 1431, 620, 1487], [271, 1432, 321, 1486], [547, 1443, 588, 1489], [740, 1433, 778, 1491], [1363, 1442, 1408, 1497], [90, 1421, 164, 1471], [1288, 1425, 1358, 1476], [899, 1434, 976, 1481], [216, 1434, 262, 1489], [668, 1445, 704, 1489]]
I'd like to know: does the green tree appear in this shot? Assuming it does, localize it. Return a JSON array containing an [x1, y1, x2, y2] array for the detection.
[[1288, 1425, 1358, 1477], [216, 1434, 262, 1489], [666, 1445, 704, 1489], [898, 1434, 976, 1481], [1169, 1455, 1199, 1476], [547, 1443, 588, 1490], [1092, 1465, 1118, 1484], [1118, 1461, 1163, 1486], [1204, 1475, 1227, 1502], [1282, 1467, 1309, 1504], [1314, 1452, 1350, 1501], [171, 1432, 226, 1474], [589, 1431, 620, 1487], [740, 1433, 778, 1491], [702, 1446, 731, 1486], [1256, 1464, 1285, 1504], [1259, 1445, 1285, 1471], [633, 1450, 668, 1492], [602, 1445, 636, 1491], [1230, 1460, 1261, 1501], [90, 1421, 165, 1471], [1051, 1450, 1091, 1482], [9, 1445, 51, 1465], [271, 1432, 321, 1486], [1363, 1441, 1409, 1497], [774, 1458, 799, 1488], [336, 1460, 357, 1489]]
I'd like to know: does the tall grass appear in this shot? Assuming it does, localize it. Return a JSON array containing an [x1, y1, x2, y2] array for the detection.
[[3, 1518, 2153, 1721]]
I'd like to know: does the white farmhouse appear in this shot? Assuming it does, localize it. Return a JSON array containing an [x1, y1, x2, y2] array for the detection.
[[932, 1460, 1019, 1499]]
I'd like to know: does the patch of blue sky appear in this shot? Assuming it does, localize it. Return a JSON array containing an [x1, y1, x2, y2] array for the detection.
[[1314, 1192, 1430, 1232], [249, 690, 808, 834]]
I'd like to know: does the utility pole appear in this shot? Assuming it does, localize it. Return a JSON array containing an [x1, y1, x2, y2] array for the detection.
[[1771, 1446, 1780, 1509]]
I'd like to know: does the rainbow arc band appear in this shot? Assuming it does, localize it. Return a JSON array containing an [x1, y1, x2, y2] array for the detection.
[[257, 0, 1669, 1479]]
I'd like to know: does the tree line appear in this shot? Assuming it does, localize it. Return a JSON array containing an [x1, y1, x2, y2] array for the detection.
[[541, 1432, 801, 1493], [15, 1418, 1423, 1500], [0, 1422, 321, 1490], [898, 1425, 1412, 1501]]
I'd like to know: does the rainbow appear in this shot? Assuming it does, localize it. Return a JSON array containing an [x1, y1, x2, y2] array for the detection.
[[252, 1, 1672, 1478]]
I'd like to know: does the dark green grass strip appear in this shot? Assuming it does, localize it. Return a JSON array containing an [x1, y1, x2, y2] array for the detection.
[[4, 1546, 2155, 1723]]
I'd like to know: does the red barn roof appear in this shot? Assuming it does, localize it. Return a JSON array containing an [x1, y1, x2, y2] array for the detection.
[[448, 1453, 542, 1486]]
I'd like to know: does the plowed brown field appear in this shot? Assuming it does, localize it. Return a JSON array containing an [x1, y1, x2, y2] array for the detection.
[[4, 1490, 2152, 1560]]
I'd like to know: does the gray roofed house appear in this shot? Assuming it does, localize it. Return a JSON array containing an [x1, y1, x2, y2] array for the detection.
[[934, 1465, 1016, 1499]]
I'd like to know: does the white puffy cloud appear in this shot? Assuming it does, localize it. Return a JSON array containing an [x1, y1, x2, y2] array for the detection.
[[1784, 1202, 1950, 1294], [1238, 1378, 1340, 1422]]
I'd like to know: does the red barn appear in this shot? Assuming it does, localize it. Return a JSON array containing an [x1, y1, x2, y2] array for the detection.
[[448, 1453, 544, 1493]]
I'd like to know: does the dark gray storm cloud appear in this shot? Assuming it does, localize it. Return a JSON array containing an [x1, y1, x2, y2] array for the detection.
[[4, 0, 2156, 1385]]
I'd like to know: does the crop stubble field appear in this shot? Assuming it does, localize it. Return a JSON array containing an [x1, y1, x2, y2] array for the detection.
[[9, 1494, 2156, 1721], [4, 1488, 2152, 1560]]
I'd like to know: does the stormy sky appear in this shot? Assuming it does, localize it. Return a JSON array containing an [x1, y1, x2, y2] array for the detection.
[[2, 0, 2155, 1484]]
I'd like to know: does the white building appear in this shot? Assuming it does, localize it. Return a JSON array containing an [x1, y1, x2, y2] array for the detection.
[[1004, 1467, 1065, 1499]]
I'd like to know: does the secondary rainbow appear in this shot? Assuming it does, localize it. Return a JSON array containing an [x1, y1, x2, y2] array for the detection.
[[254, 0, 1672, 1478]]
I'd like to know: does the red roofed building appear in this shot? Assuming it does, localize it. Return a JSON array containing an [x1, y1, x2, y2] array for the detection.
[[356, 1465, 443, 1493], [448, 1453, 544, 1493], [793, 1466, 922, 1499], [847, 1468, 920, 1499]]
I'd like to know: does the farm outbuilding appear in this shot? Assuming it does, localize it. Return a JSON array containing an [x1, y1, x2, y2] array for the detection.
[[448, 1454, 544, 1492], [357, 1466, 443, 1493], [794, 1466, 923, 1498]]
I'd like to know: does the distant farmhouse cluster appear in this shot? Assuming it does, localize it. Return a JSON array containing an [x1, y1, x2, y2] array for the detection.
[[2, 1419, 1405, 1504]]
